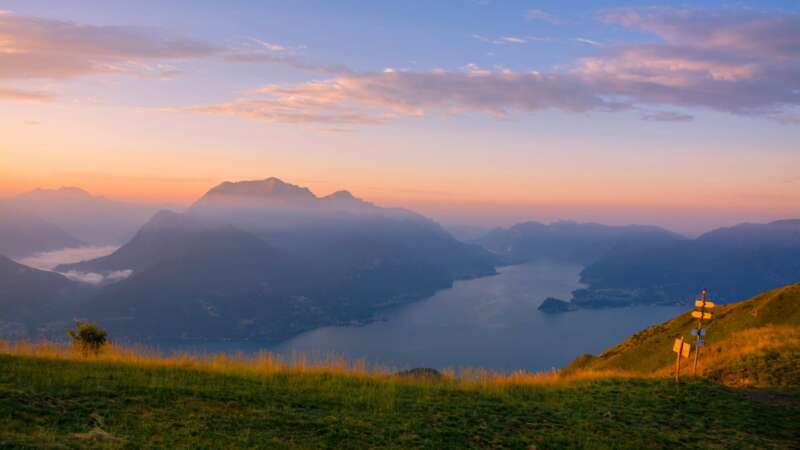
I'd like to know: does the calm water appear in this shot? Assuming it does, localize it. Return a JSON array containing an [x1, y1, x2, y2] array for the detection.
[[162, 261, 686, 372]]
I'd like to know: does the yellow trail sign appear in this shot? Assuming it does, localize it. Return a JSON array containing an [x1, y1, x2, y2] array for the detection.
[[691, 311, 712, 320], [695, 300, 715, 308], [673, 338, 691, 358]]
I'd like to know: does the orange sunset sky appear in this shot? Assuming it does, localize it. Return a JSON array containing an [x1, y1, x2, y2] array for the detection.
[[2, 2, 799, 234]]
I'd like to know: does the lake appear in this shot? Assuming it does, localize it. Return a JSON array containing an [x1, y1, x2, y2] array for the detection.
[[163, 261, 686, 372]]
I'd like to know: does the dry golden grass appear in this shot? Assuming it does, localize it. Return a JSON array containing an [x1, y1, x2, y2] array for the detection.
[[653, 324, 800, 378], [0, 340, 644, 390]]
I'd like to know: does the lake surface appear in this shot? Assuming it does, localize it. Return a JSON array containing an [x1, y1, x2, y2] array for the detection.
[[163, 261, 686, 372]]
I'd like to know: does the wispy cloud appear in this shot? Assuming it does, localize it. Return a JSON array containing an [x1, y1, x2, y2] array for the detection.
[[640, 111, 694, 122], [0, 86, 54, 102], [574, 37, 603, 47], [171, 68, 629, 125], [0, 11, 220, 81], [472, 34, 551, 45], [525, 9, 560, 25], [17, 245, 119, 270]]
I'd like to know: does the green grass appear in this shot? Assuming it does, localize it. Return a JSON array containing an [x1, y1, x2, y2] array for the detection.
[[1, 355, 799, 449]]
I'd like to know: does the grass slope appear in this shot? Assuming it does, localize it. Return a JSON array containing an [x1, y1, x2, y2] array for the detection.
[[1, 355, 799, 449], [566, 284, 800, 384]]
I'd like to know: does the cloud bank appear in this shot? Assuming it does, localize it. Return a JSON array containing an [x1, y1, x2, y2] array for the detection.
[[0, 11, 220, 80], [3, 7, 800, 125], [17, 245, 132, 285], [18, 245, 119, 270], [180, 7, 800, 126]]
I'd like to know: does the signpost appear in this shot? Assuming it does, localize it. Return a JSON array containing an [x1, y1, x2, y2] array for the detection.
[[673, 337, 691, 383], [671, 288, 714, 382], [691, 288, 714, 376]]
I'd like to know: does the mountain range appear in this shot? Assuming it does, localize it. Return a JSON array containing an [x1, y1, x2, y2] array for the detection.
[[35, 178, 496, 342], [476, 220, 682, 265], [3, 187, 162, 245], [573, 219, 800, 307], [2, 178, 799, 341], [475, 219, 800, 308]]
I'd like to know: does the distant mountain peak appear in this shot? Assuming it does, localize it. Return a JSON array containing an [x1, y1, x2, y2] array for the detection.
[[56, 186, 91, 196], [325, 190, 356, 200], [18, 186, 94, 199], [201, 178, 316, 202]]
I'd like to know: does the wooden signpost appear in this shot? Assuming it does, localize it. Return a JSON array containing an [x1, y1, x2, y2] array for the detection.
[[692, 288, 714, 376], [672, 288, 715, 383], [673, 337, 691, 382]]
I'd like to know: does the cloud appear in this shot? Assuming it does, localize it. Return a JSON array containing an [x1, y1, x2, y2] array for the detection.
[[61, 269, 132, 285], [222, 36, 350, 74], [15, 244, 133, 285], [0, 86, 54, 102], [472, 34, 550, 45], [173, 69, 630, 125], [17, 245, 119, 270], [640, 111, 694, 122], [173, 7, 800, 126], [526, 9, 560, 24], [578, 8, 800, 117], [0, 11, 220, 80], [574, 38, 603, 47]]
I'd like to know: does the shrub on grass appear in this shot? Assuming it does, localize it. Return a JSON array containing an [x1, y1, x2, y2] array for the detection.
[[67, 321, 108, 356]]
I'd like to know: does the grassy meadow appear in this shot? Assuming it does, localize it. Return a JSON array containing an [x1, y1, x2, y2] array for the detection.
[[1, 341, 799, 449]]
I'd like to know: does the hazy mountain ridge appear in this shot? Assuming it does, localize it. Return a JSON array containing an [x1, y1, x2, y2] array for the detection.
[[574, 219, 800, 307], [0, 204, 84, 258], [477, 220, 684, 265], [0, 255, 91, 340], [6, 186, 163, 245], [50, 178, 497, 342]]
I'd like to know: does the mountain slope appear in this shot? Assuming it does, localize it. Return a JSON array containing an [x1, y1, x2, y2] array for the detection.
[[9, 187, 160, 244], [0, 255, 78, 322], [73, 216, 313, 341], [0, 206, 84, 258], [575, 219, 800, 306], [566, 283, 800, 385], [477, 220, 683, 265]]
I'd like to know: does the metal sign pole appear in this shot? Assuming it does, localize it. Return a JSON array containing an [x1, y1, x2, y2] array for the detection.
[[692, 289, 706, 376], [690, 288, 714, 377]]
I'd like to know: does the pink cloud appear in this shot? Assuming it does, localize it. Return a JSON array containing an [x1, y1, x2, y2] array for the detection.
[[175, 69, 628, 125], [0, 12, 220, 80], [0, 86, 54, 102], [175, 8, 800, 126]]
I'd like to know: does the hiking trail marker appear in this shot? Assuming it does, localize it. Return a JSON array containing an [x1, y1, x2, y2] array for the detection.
[[673, 336, 692, 383], [691, 288, 714, 376]]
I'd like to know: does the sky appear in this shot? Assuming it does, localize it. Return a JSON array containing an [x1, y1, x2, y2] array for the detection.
[[1, 0, 799, 234]]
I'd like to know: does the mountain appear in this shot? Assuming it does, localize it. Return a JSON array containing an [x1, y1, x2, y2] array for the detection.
[[67, 212, 316, 341], [58, 178, 497, 342], [8, 187, 162, 244], [0, 255, 81, 340], [187, 178, 493, 281], [477, 220, 683, 265], [573, 219, 800, 307], [0, 206, 84, 258], [566, 283, 800, 387]]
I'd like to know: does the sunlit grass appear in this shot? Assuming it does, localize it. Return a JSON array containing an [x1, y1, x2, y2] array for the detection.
[[0, 340, 646, 391]]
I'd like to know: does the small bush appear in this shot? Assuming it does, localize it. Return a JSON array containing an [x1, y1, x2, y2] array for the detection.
[[67, 321, 108, 356]]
